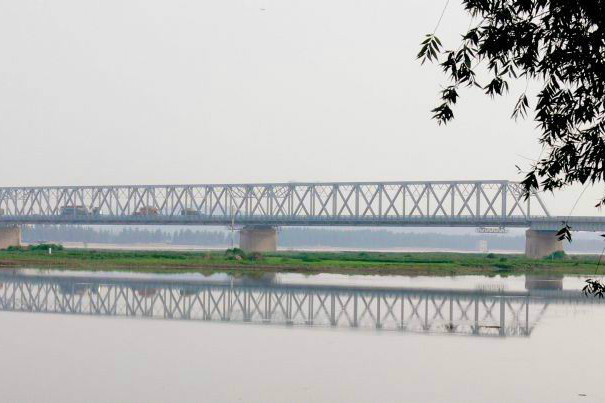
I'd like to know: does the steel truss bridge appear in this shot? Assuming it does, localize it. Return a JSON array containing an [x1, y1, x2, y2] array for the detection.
[[0, 180, 604, 231], [0, 273, 598, 337]]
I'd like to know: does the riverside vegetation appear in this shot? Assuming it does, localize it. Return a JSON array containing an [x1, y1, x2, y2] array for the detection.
[[0, 244, 602, 276]]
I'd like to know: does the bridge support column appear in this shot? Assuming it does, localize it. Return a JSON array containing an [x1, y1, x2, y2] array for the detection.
[[0, 225, 21, 250], [525, 230, 563, 259], [239, 226, 277, 253]]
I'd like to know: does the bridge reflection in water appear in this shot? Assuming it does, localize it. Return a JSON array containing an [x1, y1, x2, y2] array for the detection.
[[0, 273, 596, 338]]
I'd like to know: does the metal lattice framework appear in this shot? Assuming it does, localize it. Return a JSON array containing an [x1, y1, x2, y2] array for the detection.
[[0, 274, 583, 337], [0, 180, 552, 227]]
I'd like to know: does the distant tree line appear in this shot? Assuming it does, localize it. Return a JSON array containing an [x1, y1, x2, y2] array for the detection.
[[279, 228, 525, 250], [279, 228, 603, 252], [22, 226, 228, 246], [21, 225, 605, 253]]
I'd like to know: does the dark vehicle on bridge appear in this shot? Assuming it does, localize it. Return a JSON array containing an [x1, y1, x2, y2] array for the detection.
[[60, 205, 90, 216], [60, 206, 101, 216], [180, 208, 201, 216]]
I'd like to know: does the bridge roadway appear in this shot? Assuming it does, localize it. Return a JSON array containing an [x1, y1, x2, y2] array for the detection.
[[0, 272, 599, 338], [0, 180, 604, 256]]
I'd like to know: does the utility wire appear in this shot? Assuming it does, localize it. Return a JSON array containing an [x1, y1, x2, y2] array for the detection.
[[566, 183, 590, 220], [432, 0, 451, 34]]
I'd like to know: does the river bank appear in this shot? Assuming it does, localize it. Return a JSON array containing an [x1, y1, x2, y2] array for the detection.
[[0, 246, 603, 276]]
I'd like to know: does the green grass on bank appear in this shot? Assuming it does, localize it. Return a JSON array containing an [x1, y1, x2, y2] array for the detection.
[[0, 244, 603, 276]]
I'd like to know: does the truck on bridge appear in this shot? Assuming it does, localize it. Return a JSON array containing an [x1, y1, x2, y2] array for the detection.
[[60, 205, 90, 216], [180, 208, 201, 216], [60, 206, 102, 216], [133, 206, 159, 216]]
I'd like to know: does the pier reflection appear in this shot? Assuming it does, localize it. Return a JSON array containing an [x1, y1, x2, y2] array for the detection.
[[0, 272, 598, 338], [525, 275, 564, 291]]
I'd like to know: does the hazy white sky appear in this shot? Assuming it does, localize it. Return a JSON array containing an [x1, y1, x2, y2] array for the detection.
[[0, 0, 603, 216]]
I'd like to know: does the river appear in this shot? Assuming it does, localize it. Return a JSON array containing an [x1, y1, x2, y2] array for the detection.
[[0, 269, 603, 402]]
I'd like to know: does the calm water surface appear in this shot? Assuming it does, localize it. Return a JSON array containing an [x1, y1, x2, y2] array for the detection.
[[0, 269, 603, 403]]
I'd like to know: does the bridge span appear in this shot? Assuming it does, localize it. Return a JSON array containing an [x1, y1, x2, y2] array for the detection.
[[0, 180, 604, 257]]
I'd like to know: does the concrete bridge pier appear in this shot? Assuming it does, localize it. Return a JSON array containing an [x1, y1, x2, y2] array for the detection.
[[0, 225, 21, 250], [525, 230, 563, 259], [239, 226, 277, 253]]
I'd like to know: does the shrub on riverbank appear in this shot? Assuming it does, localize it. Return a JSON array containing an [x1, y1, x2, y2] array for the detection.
[[0, 247, 601, 276], [224, 248, 264, 261], [5, 243, 64, 252], [29, 243, 64, 252], [546, 251, 567, 260], [225, 248, 246, 260]]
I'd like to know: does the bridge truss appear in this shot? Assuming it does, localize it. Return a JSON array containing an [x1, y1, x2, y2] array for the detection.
[[0, 181, 551, 227]]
